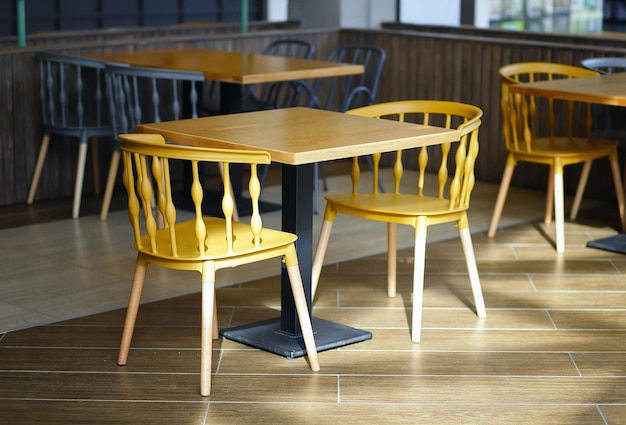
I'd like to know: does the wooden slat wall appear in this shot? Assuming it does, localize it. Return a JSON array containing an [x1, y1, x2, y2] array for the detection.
[[0, 26, 340, 207], [0, 21, 302, 49], [4, 25, 626, 207]]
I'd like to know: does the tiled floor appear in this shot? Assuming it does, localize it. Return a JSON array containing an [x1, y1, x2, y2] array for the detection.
[[2, 173, 626, 423]]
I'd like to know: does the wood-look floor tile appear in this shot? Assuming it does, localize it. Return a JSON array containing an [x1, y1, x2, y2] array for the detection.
[[531, 273, 626, 291], [205, 403, 606, 425], [572, 353, 626, 377], [312, 307, 552, 330], [600, 405, 626, 424], [0, 400, 210, 425], [484, 290, 626, 309], [550, 310, 626, 330], [0, 324, 202, 349], [339, 375, 626, 404], [0, 347, 207, 373], [0, 372, 336, 402], [222, 349, 578, 376], [347, 329, 626, 352]]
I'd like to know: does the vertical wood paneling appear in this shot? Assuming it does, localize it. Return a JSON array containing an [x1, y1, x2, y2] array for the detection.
[[3, 26, 626, 207]]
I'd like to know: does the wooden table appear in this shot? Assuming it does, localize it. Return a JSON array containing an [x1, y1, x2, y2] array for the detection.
[[508, 71, 626, 106], [84, 47, 363, 113], [509, 72, 626, 254], [86, 47, 364, 215], [138, 107, 460, 356]]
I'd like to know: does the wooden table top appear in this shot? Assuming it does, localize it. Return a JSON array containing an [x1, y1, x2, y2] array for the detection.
[[137, 107, 460, 165], [84, 47, 363, 84], [508, 72, 626, 107]]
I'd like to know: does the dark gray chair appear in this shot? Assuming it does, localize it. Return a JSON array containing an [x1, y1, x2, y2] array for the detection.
[[307, 45, 387, 213], [243, 39, 316, 111], [100, 64, 206, 220], [28, 52, 114, 218]]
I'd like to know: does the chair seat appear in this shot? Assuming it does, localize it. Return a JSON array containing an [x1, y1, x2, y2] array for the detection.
[[511, 136, 618, 159], [138, 217, 297, 260], [325, 193, 465, 218]]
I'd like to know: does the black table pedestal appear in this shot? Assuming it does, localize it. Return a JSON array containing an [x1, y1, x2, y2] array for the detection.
[[220, 163, 372, 357]]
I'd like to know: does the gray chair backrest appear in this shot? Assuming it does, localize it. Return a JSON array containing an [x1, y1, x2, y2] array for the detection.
[[105, 64, 205, 136], [243, 39, 316, 110], [262, 38, 315, 59], [310, 45, 386, 112], [38, 52, 110, 133]]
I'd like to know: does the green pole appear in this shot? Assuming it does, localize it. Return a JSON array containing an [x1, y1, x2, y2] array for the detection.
[[240, 0, 248, 33], [17, 0, 26, 47]]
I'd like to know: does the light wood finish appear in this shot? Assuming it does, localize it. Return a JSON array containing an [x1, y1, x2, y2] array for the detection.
[[488, 62, 626, 253], [1, 197, 626, 423], [508, 71, 626, 107], [84, 48, 363, 84], [138, 107, 458, 165], [311, 101, 486, 343], [116, 133, 319, 396]]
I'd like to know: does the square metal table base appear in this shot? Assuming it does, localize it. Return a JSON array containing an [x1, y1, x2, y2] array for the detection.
[[587, 233, 626, 255], [220, 317, 372, 359]]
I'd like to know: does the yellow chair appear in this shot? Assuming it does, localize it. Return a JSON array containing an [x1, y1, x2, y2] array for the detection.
[[488, 62, 626, 253], [311, 100, 487, 343], [117, 133, 319, 396]]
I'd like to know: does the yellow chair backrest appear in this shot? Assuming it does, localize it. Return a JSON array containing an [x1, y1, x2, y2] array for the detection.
[[118, 133, 271, 259], [346, 100, 482, 212], [499, 62, 599, 153]]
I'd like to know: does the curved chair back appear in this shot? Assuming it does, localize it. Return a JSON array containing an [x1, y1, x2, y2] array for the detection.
[[119, 134, 270, 256], [311, 45, 386, 112], [499, 62, 598, 153], [38, 52, 111, 134], [346, 100, 482, 211], [242, 39, 316, 111], [263, 38, 315, 59], [105, 64, 205, 134]]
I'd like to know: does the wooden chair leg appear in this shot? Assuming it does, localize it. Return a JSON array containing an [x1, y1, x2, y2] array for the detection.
[[27, 134, 51, 204], [553, 163, 566, 253], [213, 295, 219, 340], [545, 165, 554, 225], [387, 222, 397, 298], [570, 160, 592, 220], [118, 258, 147, 366], [72, 139, 89, 219], [312, 217, 334, 299], [458, 217, 486, 318], [201, 277, 216, 397], [285, 261, 320, 372], [99, 149, 120, 221], [488, 164, 514, 237], [411, 217, 428, 343], [90, 137, 101, 195]]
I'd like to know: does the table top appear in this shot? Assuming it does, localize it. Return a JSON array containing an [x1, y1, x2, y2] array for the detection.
[[84, 47, 363, 84], [508, 72, 626, 107], [137, 107, 460, 165]]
